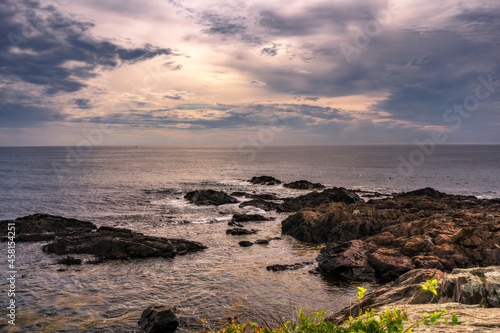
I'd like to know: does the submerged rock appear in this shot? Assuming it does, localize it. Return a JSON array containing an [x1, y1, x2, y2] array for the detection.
[[238, 241, 254, 247], [226, 228, 258, 235], [231, 214, 274, 223], [284, 180, 325, 190], [266, 261, 313, 272], [139, 305, 179, 333], [184, 190, 239, 206], [239, 199, 281, 211], [248, 176, 282, 185], [56, 255, 82, 266]]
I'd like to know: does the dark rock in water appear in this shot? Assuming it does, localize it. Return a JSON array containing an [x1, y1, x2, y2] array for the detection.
[[226, 228, 258, 235], [57, 255, 82, 265], [284, 180, 325, 190], [43, 226, 207, 260], [184, 190, 239, 206], [266, 261, 313, 272], [232, 214, 274, 223], [278, 187, 363, 212], [249, 176, 282, 185], [239, 199, 281, 211], [255, 239, 269, 245], [231, 191, 248, 197], [397, 187, 448, 199], [139, 305, 179, 333], [238, 241, 254, 247], [0, 213, 97, 242], [228, 221, 244, 227], [248, 193, 281, 200]]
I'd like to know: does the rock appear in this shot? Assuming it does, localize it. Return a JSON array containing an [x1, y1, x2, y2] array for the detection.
[[249, 176, 282, 185], [248, 193, 281, 200], [282, 203, 396, 243], [138, 305, 178, 333], [317, 240, 376, 282], [230, 191, 248, 197], [283, 190, 500, 284], [184, 190, 239, 206], [43, 226, 206, 260], [278, 187, 364, 212], [396, 187, 448, 199], [56, 255, 82, 265], [284, 180, 325, 190], [255, 239, 269, 245], [328, 269, 447, 324], [266, 262, 313, 272], [238, 241, 253, 247], [439, 267, 498, 305], [231, 214, 274, 223], [239, 199, 281, 211], [485, 271, 500, 307], [226, 228, 258, 235], [227, 221, 244, 227], [0, 213, 97, 242]]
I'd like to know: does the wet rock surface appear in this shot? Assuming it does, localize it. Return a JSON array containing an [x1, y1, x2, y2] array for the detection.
[[278, 187, 364, 212], [281, 188, 500, 283], [43, 225, 207, 260], [226, 228, 258, 235], [139, 305, 179, 333], [184, 190, 239, 206], [266, 261, 313, 272], [0, 213, 97, 242], [248, 175, 282, 185], [284, 180, 325, 190]]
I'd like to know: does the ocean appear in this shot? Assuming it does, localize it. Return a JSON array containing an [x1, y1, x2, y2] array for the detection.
[[0, 145, 499, 332]]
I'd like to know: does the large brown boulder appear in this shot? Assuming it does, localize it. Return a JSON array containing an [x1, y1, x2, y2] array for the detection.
[[139, 305, 179, 333]]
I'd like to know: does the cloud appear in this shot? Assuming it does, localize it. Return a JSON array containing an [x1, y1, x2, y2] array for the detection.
[[0, 0, 172, 95], [304, 97, 320, 102], [73, 98, 92, 109], [261, 43, 279, 56], [250, 80, 267, 87]]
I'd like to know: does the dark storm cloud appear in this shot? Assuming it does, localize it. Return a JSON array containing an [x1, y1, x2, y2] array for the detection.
[[257, 3, 373, 37], [0, 101, 63, 127], [73, 98, 92, 109], [0, 0, 172, 95]]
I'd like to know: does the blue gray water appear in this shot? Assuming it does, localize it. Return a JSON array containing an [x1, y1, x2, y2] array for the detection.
[[0, 145, 499, 332]]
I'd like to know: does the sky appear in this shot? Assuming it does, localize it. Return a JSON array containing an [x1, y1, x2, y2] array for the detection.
[[1, 0, 499, 146]]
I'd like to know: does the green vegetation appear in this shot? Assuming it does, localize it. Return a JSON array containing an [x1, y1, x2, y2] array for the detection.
[[199, 283, 458, 333]]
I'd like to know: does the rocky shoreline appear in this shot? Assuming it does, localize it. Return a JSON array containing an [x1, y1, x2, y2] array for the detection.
[[2, 176, 499, 332]]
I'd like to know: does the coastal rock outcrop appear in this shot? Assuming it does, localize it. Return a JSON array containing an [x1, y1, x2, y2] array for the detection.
[[139, 305, 179, 333], [284, 180, 325, 190], [282, 188, 500, 283], [43, 226, 207, 260], [248, 176, 282, 185], [184, 190, 239, 206], [329, 267, 500, 325], [277, 187, 364, 212]]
